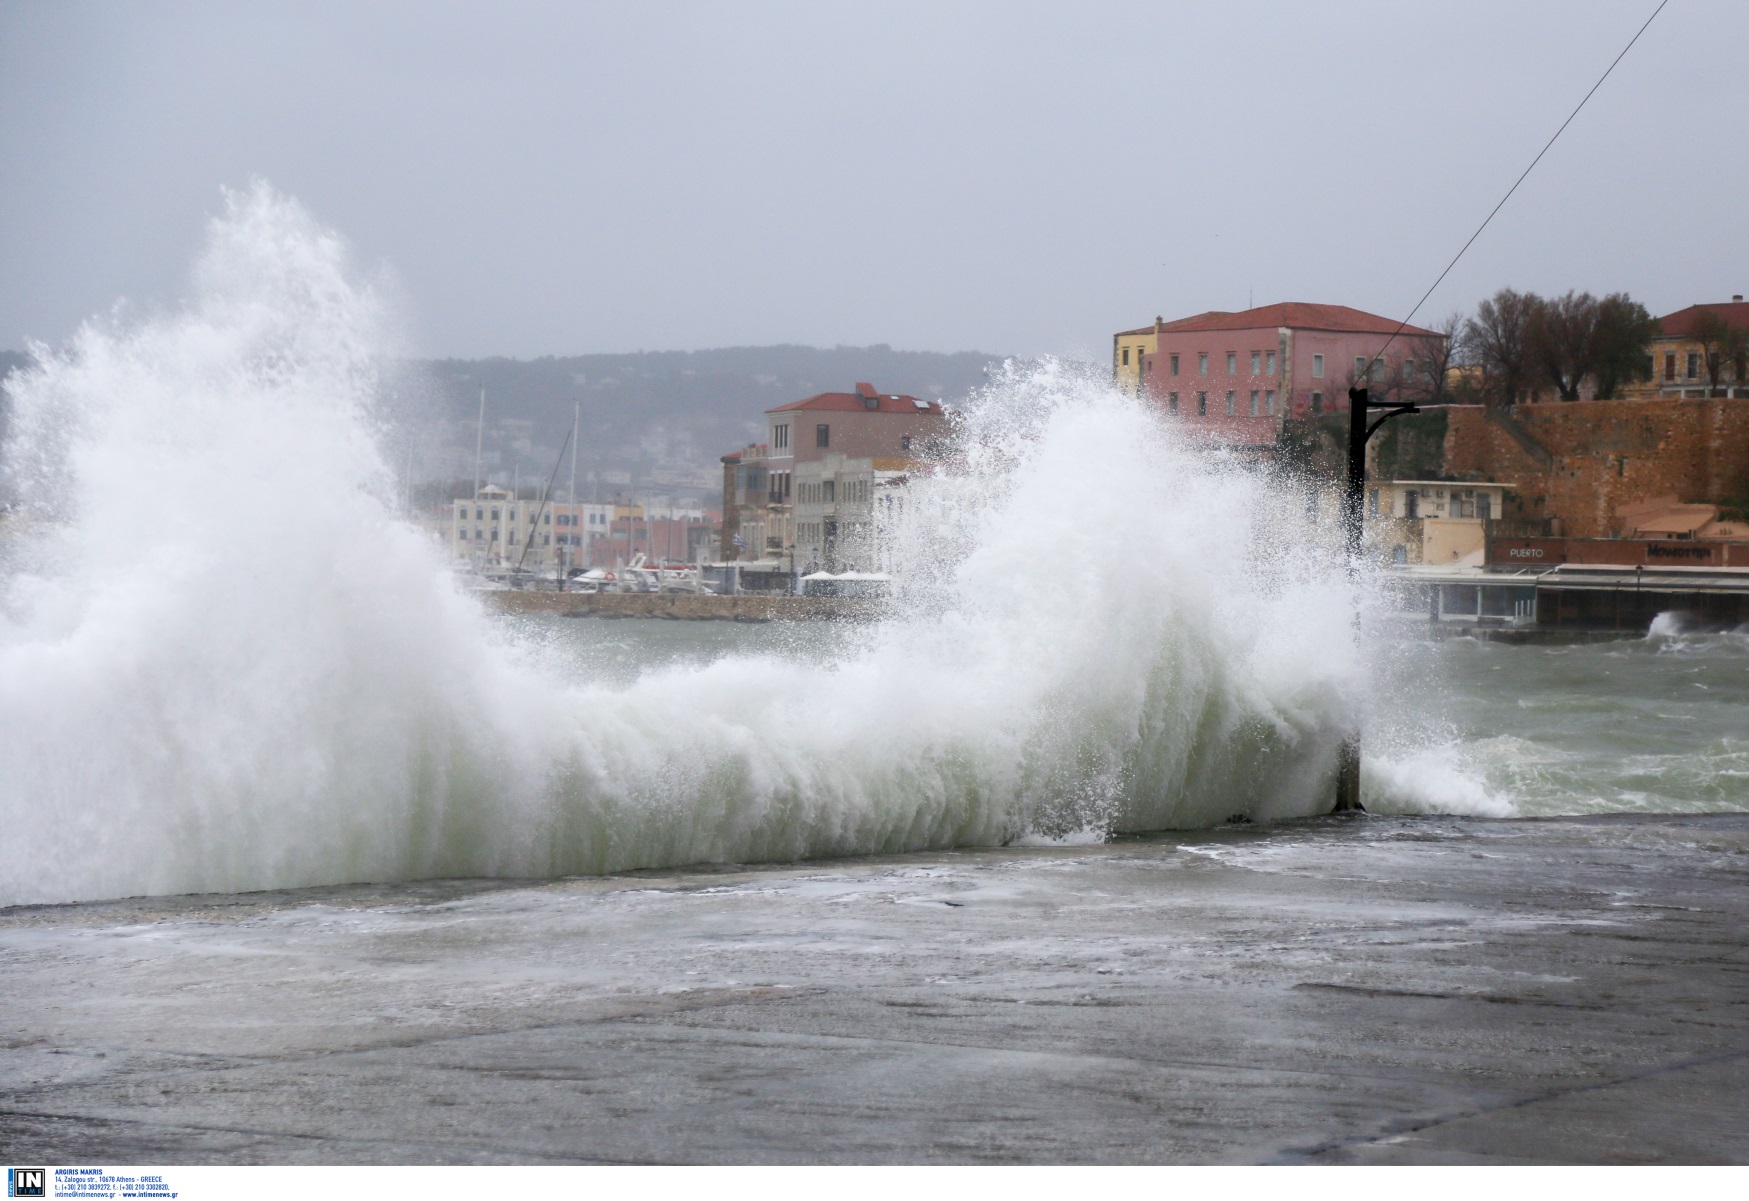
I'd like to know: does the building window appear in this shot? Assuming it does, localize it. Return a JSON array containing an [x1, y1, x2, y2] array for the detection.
[[1122, 347, 1130, 366], [1665, 353, 1677, 381], [773, 423, 790, 450], [1225, 391, 1236, 415], [1226, 352, 1237, 374], [1478, 494, 1492, 521], [1687, 352, 1700, 379], [1249, 390, 1260, 416], [1168, 392, 1179, 414], [1170, 354, 1180, 375], [1198, 353, 1209, 375], [1146, 359, 1153, 372], [900, 435, 911, 452], [1267, 351, 1277, 375], [1404, 490, 1419, 519], [1311, 391, 1323, 414], [1265, 390, 1276, 415], [459, 528, 468, 540], [1354, 357, 1367, 381], [1197, 391, 1207, 415], [816, 423, 830, 447], [490, 508, 500, 520], [1403, 358, 1416, 382], [1251, 351, 1261, 375]]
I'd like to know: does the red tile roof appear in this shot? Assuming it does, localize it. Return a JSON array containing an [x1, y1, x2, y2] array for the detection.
[[1658, 302, 1749, 338], [767, 387, 943, 415], [1152, 302, 1437, 338]]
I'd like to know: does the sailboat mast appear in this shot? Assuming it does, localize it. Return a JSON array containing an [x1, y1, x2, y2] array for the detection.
[[472, 386, 486, 499]]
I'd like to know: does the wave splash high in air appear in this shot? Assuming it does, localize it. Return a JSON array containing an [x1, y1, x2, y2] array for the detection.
[[0, 186, 1463, 906]]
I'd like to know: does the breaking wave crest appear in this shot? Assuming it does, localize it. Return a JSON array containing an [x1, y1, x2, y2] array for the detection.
[[0, 185, 1476, 906]]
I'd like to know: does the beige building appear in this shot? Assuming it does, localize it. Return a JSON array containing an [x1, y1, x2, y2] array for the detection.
[[793, 454, 916, 573], [448, 484, 618, 571], [1368, 480, 1514, 566]]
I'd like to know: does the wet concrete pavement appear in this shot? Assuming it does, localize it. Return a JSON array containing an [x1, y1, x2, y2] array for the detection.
[[3, 814, 1747, 1164]]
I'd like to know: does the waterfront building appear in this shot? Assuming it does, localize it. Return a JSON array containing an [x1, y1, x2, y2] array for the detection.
[[1118, 302, 1445, 448], [792, 453, 917, 573], [721, 383, 945, 566], [721, 442, 790, 564], [448, 484, 617, 571], [1112, 317, 1162, 397], [1367, 479, 1516, 566]]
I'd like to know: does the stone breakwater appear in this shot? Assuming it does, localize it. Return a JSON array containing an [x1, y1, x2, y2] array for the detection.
[[481, 589, 884, 622]]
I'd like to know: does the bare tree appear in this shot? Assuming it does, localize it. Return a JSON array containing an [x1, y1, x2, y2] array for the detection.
[[1403, 311, 1463, 404], [1533, 290, 1598, 402], [1465, 288, 1542, 406], [1691, 310, 1749, 397]]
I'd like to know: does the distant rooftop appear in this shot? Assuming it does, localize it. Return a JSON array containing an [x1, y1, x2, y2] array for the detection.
[[767, 382, 943, 416], [1126, 302, 1438, 338], [1657, 300, 1749, 338]]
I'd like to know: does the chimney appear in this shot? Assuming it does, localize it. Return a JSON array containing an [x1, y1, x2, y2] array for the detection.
[[1735, 295, 1744, 302]]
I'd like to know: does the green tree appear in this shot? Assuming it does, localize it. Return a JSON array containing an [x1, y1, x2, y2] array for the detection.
[[1589, 293, 1658, 399]]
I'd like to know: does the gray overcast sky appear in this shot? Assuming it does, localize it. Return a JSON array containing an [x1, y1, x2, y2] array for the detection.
[[1, 1, 1743, 361]]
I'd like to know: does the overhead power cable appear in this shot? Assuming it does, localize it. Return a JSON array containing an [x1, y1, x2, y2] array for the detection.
[[1365, 0, 1669, 364]]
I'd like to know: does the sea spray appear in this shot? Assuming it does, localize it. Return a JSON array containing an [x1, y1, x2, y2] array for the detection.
[[0, 185, 1479, 906]]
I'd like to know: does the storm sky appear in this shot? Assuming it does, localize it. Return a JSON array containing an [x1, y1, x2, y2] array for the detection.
[[1, 1, 1741, 361]]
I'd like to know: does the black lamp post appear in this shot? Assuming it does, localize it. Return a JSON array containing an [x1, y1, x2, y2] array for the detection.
[[1333, 383, 1421, 813]]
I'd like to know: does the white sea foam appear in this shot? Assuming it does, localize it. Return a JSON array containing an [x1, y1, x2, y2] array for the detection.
[[0, 185, 1480, 905]]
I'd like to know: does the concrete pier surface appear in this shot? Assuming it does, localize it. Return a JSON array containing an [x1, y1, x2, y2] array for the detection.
[[4, 814, 1747, 1165]]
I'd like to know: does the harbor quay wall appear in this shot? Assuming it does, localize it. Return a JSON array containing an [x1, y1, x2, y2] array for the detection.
[[480, 589, 883, 622]]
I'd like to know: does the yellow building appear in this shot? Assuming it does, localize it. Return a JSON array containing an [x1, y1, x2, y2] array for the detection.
[[1112, 317, 1163, 397], [1621, 298, 1749, 399], [1367, 480, 1514, 567]]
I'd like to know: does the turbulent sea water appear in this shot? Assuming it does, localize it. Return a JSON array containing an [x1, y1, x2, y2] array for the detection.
[[0, 184, 1742, 908]]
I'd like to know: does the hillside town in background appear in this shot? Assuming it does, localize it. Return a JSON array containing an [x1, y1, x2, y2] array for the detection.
[[408, 286, 1749, 626]]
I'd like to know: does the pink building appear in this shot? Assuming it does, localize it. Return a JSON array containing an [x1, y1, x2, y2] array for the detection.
[[1138, 303, 1443, 447], [765, 383, 945, 472]]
